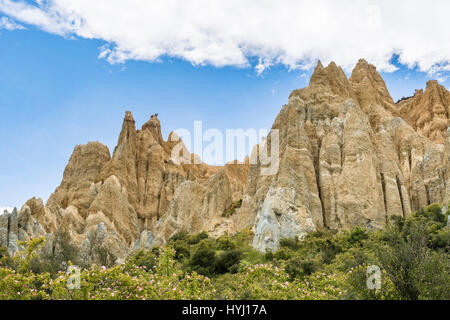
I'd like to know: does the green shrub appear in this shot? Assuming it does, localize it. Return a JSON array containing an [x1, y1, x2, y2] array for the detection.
[[172, 242, 191, 260], [0, 247, 14, 269], [345, 265, 398, 300], [430, 228, 450, 251], [321, 239, 342, 264], [263, 249, 274, 261], [217, 238, 236, 251], [273, 248, 293, 261], [331, 247, 375, 273], [416, 204, 447, 226]]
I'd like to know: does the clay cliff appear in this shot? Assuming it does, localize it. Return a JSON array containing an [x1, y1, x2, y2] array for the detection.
[[240, 59, 449, 251], [2, 59, 449, 259], [397, 80, 450, 144]]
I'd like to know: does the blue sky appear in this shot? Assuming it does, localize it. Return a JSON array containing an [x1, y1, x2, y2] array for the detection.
[[0, 1, 449, 210]]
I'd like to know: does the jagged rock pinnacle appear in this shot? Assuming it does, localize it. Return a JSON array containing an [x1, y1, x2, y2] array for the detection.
[[303, 60, 352, 98]]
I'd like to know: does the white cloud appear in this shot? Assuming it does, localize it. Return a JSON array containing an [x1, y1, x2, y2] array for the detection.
[[0, 0, 449, 74], [0, 15, 25, 30]]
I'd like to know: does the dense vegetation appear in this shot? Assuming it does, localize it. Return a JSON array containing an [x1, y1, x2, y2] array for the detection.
[[0, 204, 449, 300]]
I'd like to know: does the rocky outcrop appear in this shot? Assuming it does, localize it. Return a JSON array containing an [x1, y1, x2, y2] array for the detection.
[[47, 142, 111, 221], [445, 128, 450, 207], [78, 222, 130, 266], [398, 80, 450, 144], [154, 169, 233, 243]]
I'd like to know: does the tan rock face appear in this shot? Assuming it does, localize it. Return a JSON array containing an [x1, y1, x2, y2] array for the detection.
[[47, 142, 111, 220], [4, 58, 448, 259], [398, 80, 450, 144], [87, 175, 139, 245], [97, 112, 243, 231]]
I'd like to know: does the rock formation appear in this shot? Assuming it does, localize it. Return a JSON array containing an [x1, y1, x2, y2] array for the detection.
[[4, 113, 249, 262], [244, 59, 448, 251], [2, 58, 449, 259]]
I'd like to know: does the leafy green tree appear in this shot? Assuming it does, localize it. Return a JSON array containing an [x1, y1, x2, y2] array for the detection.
[[285, 255, 318, 280], [215, 249, 242, 274]]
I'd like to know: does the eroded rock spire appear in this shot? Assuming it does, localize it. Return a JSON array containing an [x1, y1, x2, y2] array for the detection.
[[5, 58, 449, 259], [398, 79, 450, 144]]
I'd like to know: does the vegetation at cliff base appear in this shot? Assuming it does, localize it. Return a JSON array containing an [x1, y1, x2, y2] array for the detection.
[[0, 204, 449, 300]]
